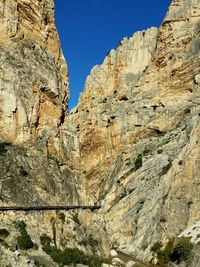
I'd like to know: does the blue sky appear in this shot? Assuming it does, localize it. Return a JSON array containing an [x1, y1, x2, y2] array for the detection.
[[54, 0, 172, 110]]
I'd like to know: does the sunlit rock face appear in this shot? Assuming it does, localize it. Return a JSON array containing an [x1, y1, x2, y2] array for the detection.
[[0, 0, 69, 143], [70, 0, 200, 260], [70, 27, 158, 199]]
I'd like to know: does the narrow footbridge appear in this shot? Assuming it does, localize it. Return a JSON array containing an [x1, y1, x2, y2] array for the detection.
[[0, 205, 101, 212]]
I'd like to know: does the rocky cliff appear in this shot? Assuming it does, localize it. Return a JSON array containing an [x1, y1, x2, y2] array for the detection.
[[0, 0, 69, 143], [0, 0, 200, 266], [71, 0, 200, 262], [0, 0, 81, 207]]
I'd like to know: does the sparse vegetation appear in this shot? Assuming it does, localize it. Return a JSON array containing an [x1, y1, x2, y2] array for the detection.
[[33, 243, 39, 250], [35, 262, 46, 267], [80, 234, 99, 252], [155, 129, 165, 136], [157, 238, 174, 265], [151, 241, 163, 254], [160, 162, 172, 176], [170, 237, 193, 264], [40, 233, 51, 246], [42, 242, 110, 267], [117, 190, 127, 201], [73, 213, 81, 225], [160, 217, 167, 223], [142, 149, 151, 157], [58, 212, 65, 221], [0, 238, 9, 248], [151, 237, 193, 266], [0, 228, 10, 238], [19, 166, 29, 176], [135, 154, 143, 170], [0, 142, 11, 155], [187, 200, 193, 207]]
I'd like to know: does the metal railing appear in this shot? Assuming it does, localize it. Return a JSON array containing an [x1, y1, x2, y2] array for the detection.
[[0, 205, 101, 211]]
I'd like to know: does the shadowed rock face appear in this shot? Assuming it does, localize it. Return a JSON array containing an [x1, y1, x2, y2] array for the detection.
[[0, 0, 200, 265]]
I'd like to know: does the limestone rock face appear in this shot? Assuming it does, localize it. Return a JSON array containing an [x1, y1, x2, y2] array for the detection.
[[0, 0, 69, 144], [71, 27, 158, 199], [71, 0, 200, 260], [0, 0, 84, 218], [0, 0, 80, 208]]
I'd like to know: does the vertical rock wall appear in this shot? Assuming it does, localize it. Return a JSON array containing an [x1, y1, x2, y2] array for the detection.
[[0, 0, 69, 143], [70, 0, 200, 260]]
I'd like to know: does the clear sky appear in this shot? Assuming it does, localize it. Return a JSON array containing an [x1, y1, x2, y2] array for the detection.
[[54, 0, 172, 110]]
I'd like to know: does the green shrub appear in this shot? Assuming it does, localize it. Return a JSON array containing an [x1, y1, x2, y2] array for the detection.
[[157, 238, 174, 265], [170, 237, 193, 264], [151, 241, 162, 254], [14, 220, 26, 231], [40, 234, 51, 246], [19, 166, 29, 176], [151, 237, 193, 265], [73, 214, 81, 225], [0, 238, 9, 248], [58, 212, 65, 221], [15, 220, 33, 250], [17, 231, 34, 250], [0, 228, 10, 238], [142, 149, 151, 157], [0, 142, 11, 155], [135, 154, 143, 170], [160, 162, 172, 176], [87, 234, 98, 247], [42, 244, 110, 267]]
